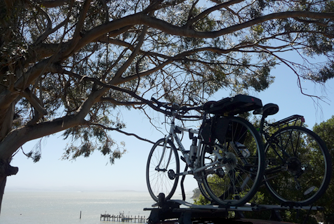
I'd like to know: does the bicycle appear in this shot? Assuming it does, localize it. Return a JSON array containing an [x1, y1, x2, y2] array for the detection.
[[255, 103, 332, 206], [146, 94, 265, 206]]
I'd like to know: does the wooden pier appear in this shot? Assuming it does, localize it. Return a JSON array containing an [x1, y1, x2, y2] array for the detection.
[[100, 213, 146, 223]]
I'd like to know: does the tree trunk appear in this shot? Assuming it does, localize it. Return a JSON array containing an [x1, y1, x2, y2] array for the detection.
[[0, 177, 6, 214], [0, 160, 19, 214]]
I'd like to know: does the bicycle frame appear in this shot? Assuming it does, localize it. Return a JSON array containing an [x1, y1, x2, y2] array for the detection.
[[147, 95, 266, 206], [159, 111, 223, 178], [258, 114, 305, 176]]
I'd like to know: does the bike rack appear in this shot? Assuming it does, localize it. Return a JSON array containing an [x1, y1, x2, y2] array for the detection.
[[144, 195, 323, 224], [151, 158, 324, 224]]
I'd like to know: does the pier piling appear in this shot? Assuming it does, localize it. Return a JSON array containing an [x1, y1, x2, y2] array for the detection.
[[100, 213, 145, 223]]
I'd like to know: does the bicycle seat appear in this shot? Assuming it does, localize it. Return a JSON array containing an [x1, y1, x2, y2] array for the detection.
[[253, 103, 279, 117]]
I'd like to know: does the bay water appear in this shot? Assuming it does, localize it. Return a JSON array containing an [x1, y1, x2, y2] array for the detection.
[[0, 190, 158, 224]]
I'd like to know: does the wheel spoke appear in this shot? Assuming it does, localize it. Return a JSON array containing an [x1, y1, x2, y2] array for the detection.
[[200, 117, 264, 206], [264, 126, 331, 205], [146, 139, 179, 202]]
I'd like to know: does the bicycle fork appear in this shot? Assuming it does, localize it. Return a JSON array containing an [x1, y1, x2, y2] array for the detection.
[[155, 136, 173, 173]]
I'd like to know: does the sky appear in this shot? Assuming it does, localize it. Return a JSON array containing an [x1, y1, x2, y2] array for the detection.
[[5, 56, 334, 199]]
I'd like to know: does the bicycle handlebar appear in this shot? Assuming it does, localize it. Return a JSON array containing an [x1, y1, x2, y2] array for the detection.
[[151, 97, 202, 115]]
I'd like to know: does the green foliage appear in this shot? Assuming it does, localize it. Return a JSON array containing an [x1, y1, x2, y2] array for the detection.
[[193, 193, 210, 206], [25, 151, 42, 163], [61, 123, 126, 163], [191, 187, 201, 199], [313, 116, 334, 224]]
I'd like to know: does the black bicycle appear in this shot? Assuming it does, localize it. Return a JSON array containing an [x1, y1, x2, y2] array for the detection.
[[146, 94, 265, 206], [255, 103, 332, 206]]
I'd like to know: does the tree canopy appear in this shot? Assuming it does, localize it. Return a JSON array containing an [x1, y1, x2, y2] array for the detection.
[[313, 116, 334, 224], [1, 0, 334, 208]]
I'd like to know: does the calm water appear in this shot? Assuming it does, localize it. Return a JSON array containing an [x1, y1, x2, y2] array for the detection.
[[0, 191, 157, 224]]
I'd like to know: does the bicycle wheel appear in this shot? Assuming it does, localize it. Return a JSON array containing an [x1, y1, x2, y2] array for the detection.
[[197, 178, 213, 203], [264, 126, 332, 206], [200, 117, 265, 206], [146, 138, 180, 202]]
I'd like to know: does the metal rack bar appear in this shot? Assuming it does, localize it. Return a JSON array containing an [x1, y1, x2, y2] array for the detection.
[[144, 198, 323, 224]]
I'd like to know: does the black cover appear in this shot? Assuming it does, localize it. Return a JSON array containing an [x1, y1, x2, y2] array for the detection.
[[204, 94, 262, 115], [200, 117, 229, 145]]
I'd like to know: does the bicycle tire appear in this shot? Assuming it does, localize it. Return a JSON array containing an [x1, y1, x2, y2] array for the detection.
[[197, 179, 213, 202], [264, 126, 332, 206], [200, 117, 265, 206], [146, 138, 180, 202]]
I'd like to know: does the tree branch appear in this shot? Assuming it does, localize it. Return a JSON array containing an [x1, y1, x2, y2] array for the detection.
[[64, 0, 92, 57], [34, 18, 68, 46], [0, 59, 57, 127], [85, 121, 155, 145], [0, 86, 108, 159], [100, 97, 145, 106], [73, 11, 334, 55], [33, 4, 52, 42], [185, 0, 244, 28], [34, 0, 69, 8], [259, 48, 323, 100], [112, 25, 148, 82], [20, 88, 47, 126]]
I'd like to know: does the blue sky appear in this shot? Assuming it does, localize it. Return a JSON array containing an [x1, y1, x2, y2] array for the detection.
[[5, 59, 334, 199]]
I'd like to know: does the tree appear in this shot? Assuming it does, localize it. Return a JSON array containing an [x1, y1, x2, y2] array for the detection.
[[1, 0, 334, 211], [313, 116, 334, 224], [191, 187, 201, 199]]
